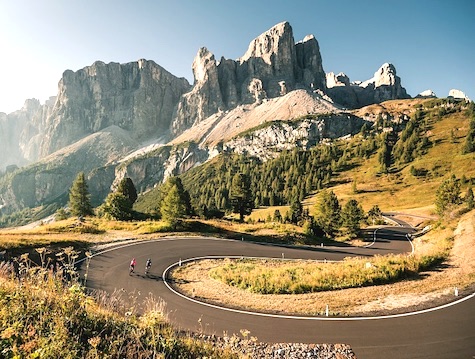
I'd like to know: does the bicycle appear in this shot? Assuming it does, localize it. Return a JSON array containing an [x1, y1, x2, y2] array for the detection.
[[144, 258, 152, 276]]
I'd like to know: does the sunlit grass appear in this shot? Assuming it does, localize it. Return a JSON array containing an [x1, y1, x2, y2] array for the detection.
[[0, 250, 238, 358], [209, 232, 453, 294]]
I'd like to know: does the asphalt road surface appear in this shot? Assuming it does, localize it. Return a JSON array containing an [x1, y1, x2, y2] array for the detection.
[[83, 228, 475, 359]]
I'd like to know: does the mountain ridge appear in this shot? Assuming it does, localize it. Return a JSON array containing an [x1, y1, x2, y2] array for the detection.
[[0, 21, 458, 221]]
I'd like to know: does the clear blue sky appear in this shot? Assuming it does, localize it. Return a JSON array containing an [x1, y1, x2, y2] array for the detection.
[[1, 0, 474, 114]]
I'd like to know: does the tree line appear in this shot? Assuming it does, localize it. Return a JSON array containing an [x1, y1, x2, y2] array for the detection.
[[54, 98, 475, 232]]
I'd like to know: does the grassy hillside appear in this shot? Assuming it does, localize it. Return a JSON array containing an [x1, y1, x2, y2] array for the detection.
[[250, 98, 475, 220]]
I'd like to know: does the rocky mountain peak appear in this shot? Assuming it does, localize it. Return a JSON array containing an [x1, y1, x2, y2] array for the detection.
[[240, 21, 294, 65], [326, 63, 409, 108], [171, 21, 328, 136], [360, 63, 397, 88], [373, 62, 397, 87], [417, 89, 437, 98], [40, 59, 190, 156], [192, 47, 218, 84], [326, 72, 350, 88], [449, 89, 471, 101]]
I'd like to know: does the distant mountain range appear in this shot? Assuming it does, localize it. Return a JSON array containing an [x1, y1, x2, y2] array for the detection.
[[0, 21, 469, 219]]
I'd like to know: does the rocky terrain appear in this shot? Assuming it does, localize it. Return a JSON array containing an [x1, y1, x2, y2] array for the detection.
[[326, 63, 410, 109], [0, 21, 420, 216]]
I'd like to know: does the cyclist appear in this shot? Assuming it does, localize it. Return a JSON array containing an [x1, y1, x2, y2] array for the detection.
[[145, 258, 152, 275], [129, 258, 137, 274]]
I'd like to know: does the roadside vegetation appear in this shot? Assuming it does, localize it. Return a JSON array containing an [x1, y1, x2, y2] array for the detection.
[[0, 249, 239, 359], [208, 235, 452, 294]]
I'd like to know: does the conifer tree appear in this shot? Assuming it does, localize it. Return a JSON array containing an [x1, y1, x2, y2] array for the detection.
[[435, 174, 461, 215], [160, 177, 192, 216], [462, 126, 475, 154], [230, 173, 253, 222], [466, 187, 474, 210], [342, 199, 365, 237], [367, 204, 382, 225], [69, 172, 93, 217], [102, 192, 132, 221], [117, 177, 138, 206], [160, 184, 187, 226], [289, 197, 303, 224], [315, 190, 341, 237]]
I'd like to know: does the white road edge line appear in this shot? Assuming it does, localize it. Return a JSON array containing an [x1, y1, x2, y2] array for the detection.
[[162, 256, 475, 321], [363, 228, 379, 248], [78, 236, 473, 321]]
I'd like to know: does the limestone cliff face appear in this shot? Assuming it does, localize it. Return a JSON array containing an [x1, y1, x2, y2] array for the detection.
[[224, 114, 367, 160], [0, 100, 39, 171], [172, 48, 224, 135], [171, 22, 327, 136], [295, 35, 326, 91], [327, 63, 410, 109], [0, 97, 55, 171], [41, 59, 190, 156], [111, 142, 209, 196]]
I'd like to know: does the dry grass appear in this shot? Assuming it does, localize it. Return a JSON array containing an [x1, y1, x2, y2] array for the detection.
[[171, 211, 475, 316], [0, 217, 177, 250], [0, 254, 239, 358]]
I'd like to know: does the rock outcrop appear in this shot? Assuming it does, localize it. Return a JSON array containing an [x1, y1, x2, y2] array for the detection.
[[448, 89, 471, 101], [171, 89, 339, 147], [327, 63, 410, 109], [416, 89, 437, 98], [171, 22, 327, 135], [112, 142, 209, 195], [224, 113, 367, 160]]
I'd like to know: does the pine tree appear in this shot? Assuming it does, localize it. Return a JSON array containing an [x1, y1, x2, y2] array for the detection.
[[289, 197, 303, 224], [116, 177, 138, 206], [367, 204, 382, 225], [160, 184, 187, 226], [466, 187, 474, 210], [315, 190, 341, 237], [462, 127, 475, 154], [435, 174, 461, 216], [230, 173, 253, 222], [160, 177, 192, 216], [342, 199, 365, 237], [378, 141, 390, 173], [273, 209, 282, 223], [69, 172, 93, 217], [102, 192, 132, 221]]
